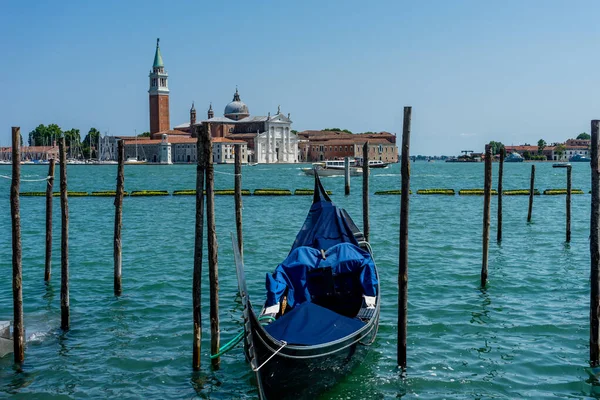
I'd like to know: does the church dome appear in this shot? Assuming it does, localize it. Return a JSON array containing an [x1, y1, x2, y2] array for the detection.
[[224, 88, 250, 120]]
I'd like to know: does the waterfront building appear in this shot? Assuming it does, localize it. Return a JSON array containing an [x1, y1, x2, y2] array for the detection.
[[120, 135, 247, 164], [296, 130, 398, 163], [0, 145, 59, 162], [174, 89, 299, 164]]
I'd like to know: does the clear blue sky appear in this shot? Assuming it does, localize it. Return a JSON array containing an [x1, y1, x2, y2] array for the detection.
[[1, 0, 599, 155]]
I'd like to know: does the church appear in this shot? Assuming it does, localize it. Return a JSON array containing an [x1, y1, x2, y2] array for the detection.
[[135, 38, 299, 164], [175, 89, 299, 163]]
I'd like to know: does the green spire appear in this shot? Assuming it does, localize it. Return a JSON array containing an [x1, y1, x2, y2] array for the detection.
[[153, 38, 164, 68]]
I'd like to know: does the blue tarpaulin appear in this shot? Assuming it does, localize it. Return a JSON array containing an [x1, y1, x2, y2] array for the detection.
[[265, 242, 378, 309], [290, 200, 359, 253], [264, 301, 365, 345]]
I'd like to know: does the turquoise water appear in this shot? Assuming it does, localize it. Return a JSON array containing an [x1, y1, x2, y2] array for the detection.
[[0, 161, 596, 399]]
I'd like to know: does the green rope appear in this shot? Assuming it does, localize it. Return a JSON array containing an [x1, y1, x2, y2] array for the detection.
[[210, 315, 277, 359]]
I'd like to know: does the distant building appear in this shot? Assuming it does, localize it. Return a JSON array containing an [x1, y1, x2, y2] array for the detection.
[[174, 89, 299, 163], [0, 145, 59, 162], [296, 130, 398, 163]]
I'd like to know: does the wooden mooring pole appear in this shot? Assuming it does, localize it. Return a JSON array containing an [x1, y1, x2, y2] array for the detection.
[[344, 156, 350, 195], [566, 165, 572, 243], [45, 158, 55, 282], [497, 147, 504, 242], [481, 145, 492, 287], [11, 127, 24, 364], [590, 119, 600, 366], [59, 137, 70, 331], [362, 142, 370, 242], [192, 125, 206, 371], [205, 125, 221, 370], [234, 144, 243, 258], [398, 106, 411, 370], [527, 165, 535, 223], [114, 141, 124, 296]]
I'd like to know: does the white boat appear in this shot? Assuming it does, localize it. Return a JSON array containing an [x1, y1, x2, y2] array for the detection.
[[125, 157, 147, 165], [302, 160, 364, 177], [367, 160, 389, 168]]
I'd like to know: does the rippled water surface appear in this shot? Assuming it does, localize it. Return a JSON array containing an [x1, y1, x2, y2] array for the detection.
[[0, 161, 597, 399]]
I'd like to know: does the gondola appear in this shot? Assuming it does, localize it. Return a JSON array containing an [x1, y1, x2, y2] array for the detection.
[[232, 172, 380, 399]]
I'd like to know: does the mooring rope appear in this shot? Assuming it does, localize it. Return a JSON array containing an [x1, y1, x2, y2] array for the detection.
[[0, 175, 52, 182], [209, 315, 276, 359], [253, 341, 287, 372], [213, 170, 242, 176]]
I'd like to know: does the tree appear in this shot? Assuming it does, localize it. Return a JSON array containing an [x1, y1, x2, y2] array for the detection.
[[323, 128, 353, 134], [28, 124, 63, 146], [82, 128, 101, 159], [537, 139, 546, 155], [554, 143, 566, 160], [138, 131, 151, 137], [63, 128, 81, 158], [488, 141, 505, 155], [523, 151, 531, 160], [577, 132, 591, 140]]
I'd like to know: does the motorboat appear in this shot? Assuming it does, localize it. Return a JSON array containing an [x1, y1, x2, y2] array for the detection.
[[505, 152, 524, 162], [569, 153, 591, 162], [302, 160, 363, 177]]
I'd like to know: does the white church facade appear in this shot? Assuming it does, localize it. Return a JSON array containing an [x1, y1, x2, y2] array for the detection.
[[174, 89, 299, 164]]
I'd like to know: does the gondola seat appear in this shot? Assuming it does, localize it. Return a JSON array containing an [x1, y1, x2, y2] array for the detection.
[[264, 301, 365, 346]]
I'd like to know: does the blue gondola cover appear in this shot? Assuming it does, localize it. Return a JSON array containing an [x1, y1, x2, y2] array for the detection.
[[265, 242, 378, 309], [264, 301, 366, 345], [290, 200, 359, 253]]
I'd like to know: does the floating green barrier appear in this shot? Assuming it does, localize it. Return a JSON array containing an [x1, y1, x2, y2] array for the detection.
[[215, 189, 251, 196], [130, 190, 169, 197], [51, 191, 88, 197], [254, 189, 292, 196], [90, 191, 130, 197], [374, 190, 412, 195], [294, 189, 333, 195], [503, 189, 540, 196], [173, 189, 197, 196], [416, 189, 455, 195], [20, 192, 46, 196], [543, 189, 584, 195], [458, 189, 498, 195]]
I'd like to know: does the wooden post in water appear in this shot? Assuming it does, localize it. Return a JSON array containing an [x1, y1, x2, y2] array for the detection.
[[11, 127, 24, 365], [527, 165, 535, 223], [59, 137, 70, 331], [114, 141, 124, 296], [497, 147, 504, 242], [362, 142, 370, 242], [566, 165, 572, 243], [204, 125, 221, 370], [234, 144, 243, 259], [344, 156, 350, 195], [481, 145, 492, 287], [398, 106, 411, 370], [45, 158, 55, 282], [590, 119, 600, 366], [192, 125, 206, 371]]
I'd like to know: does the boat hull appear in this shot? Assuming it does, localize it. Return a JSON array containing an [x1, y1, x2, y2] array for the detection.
[[248, 306, 378, 399], [301, 167, 363, 177]]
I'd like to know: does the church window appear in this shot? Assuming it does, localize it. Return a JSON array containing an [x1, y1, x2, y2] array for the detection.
[[345, 146, 348, 151], [334, 146, 337, 151]]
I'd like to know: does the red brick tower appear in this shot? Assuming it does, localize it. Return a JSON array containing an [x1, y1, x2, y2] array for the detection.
[[149, 38, 170, 134]]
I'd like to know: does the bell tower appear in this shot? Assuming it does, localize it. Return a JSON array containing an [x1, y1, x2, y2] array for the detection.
[[149, 38, 170, 134]]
